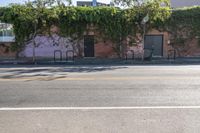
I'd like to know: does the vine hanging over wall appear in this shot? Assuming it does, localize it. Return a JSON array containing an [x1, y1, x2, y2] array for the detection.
[[166, 7, 200, 45], [0, 1, 170, 55]]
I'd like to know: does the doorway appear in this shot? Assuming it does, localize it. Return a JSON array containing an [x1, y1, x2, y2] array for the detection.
[[144, 35, 163, 57], [84, 35, 94, 57]]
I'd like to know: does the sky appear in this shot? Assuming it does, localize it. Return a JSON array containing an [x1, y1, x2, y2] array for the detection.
[[0, 0, 111, 6]]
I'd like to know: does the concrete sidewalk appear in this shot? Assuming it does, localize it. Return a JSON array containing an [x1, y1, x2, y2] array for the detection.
[[1, 108, 200, 133], [1, 57, 200, 65]]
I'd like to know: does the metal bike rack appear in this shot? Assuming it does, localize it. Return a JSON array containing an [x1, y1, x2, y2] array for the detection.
[[168, 49, 176, 60], [144, 48, 153, 61], [66, 50, 74, 62], [54, 50, 62, 62], [125, 50, 134, 60]]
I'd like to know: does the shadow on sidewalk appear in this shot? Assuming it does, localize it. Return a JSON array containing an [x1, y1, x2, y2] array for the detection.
[[0, 66, 127, 81]]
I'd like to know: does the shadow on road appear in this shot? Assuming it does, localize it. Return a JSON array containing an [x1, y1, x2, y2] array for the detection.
[[0, 66, 127, 81]]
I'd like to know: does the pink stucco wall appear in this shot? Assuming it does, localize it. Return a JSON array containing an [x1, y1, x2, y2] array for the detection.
[[19, 29, 170, 59], [19, 34, 75, 59]]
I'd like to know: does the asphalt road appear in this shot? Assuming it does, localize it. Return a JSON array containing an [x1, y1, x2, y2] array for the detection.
[[1, 65, 200, 133], [0, 65, 200, 107]]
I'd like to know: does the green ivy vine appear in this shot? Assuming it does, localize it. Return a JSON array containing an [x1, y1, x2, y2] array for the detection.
[[0, 2, 170, 54], [165, 6, 200, 47]]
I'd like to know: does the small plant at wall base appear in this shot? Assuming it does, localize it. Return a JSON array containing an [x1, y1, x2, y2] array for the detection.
[[0, 0, 170, 58]]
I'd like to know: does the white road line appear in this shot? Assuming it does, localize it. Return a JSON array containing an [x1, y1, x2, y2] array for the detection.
[[1, 106, 200, 111]]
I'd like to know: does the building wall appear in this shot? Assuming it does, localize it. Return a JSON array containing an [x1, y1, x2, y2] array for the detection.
[[19, 34, 118, 59], [95, 41, 117, 58], [77, 1, 108, 6], [19, 35, 75, 59], [171, 0, 200, 8], [170, 38, 200, 57], [18, 30, 200, 59], [126, 30, 170, 59], [77, 1, 92, 6], [19, 29, 170, 59]]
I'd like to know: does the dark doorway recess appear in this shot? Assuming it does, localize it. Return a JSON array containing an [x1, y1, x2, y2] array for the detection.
[[84, 35, 95, 57], [144, 35, 163, 57]]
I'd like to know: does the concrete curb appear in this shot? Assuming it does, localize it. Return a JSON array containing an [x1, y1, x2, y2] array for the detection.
[[1, 58, 200, 66]]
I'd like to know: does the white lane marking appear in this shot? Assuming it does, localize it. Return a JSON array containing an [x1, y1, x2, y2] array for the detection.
[[1, 106, 200, 111]]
